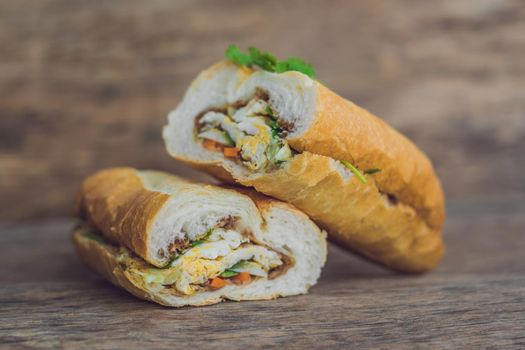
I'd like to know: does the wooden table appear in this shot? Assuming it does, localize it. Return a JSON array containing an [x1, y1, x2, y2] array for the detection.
[[1, 194, 524, 349], [1, 0, 525, 348]]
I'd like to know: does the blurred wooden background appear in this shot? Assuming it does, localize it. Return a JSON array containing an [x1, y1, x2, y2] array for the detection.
[[1, 2, 525, 347], [0, 0, 524, 220]]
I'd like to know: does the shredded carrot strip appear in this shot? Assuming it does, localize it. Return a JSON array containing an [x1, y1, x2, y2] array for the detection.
[[203, 139, 218, 150], [232, 272, 251, 285], [210, 277, 227, 289], [223, 147, 239, 158]]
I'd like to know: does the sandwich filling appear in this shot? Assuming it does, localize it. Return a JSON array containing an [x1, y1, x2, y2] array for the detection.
[[196, 96, 295, 171], [195, 94, 378, 186], [82, 223, 290, 296]]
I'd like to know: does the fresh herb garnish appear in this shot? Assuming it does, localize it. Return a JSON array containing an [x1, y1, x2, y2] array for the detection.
[[84, 232, 106, 244], [191, 240, 204, 247], [364, 168, 381, 175], [226, 44, 315, 78], [265, 105, 274, 117], [275, 57, 315, 78], [220, 269, 239, 278], [341, 160, 367, 184], [266, 117, 281, 140], [204, 228, 213, 239], [267, 119, 279, 129], [223, 132, 235, 146], [249, 47, 277, 71], [165, 254, 180, 268], [190, 228, 213, 248], [225, 44, 252, 65]]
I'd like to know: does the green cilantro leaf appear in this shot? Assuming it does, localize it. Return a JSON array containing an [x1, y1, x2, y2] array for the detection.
[[267, 119, 278, 129], [226, 45, 315, 78], [226, 44, 252, 66], [265, 105, 274, 117], [275, 57, 315, 78], [249, 47, 277, 71]]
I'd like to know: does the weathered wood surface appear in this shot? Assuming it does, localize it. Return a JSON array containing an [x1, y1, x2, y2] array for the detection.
[[1, 1, 524, 348], [1, 0, 524, 220], [1, 196, 524, 349]]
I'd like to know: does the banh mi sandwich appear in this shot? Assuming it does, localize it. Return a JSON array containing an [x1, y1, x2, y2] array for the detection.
[[73, 168, 327, 307], [163, 45, 445, 273]]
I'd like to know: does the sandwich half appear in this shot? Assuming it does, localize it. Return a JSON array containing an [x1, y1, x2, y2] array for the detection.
[[73, 168, 327, 307], [163, 58, 445, 273]]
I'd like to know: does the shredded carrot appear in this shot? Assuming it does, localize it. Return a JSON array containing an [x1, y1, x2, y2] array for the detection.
[[203, 139, 218, 151], [232, 272, 252, 285], [210, 277, 227, 289], [223, 147, 239, 158]]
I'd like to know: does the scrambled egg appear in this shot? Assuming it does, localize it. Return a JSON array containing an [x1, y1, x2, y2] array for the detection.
[[198, 98, 294, 171], [142, 228, 283, 295]]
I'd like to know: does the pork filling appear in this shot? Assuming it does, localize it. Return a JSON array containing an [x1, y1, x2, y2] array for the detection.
[[195, 95, 385, 190], [196, 97, 296, 171], [140, 227, 284, 295], [83, 225, 289, 296]]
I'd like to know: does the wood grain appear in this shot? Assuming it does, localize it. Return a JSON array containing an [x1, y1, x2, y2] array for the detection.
[[1, 1, 524, 348], [1, 196, 524, 349], [1, 0, 524, 220]]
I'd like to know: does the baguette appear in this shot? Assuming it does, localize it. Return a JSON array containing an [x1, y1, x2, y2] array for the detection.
[[73, 168, 327, 307], [163, 61, 445, 272]]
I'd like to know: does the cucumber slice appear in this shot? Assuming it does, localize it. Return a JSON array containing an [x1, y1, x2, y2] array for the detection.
[[230, 261, 267, 277], [274, 143, 292, 162], [220, 269, 239, 278], [221, 122, 243, 143], [198, 129, 235, 146]]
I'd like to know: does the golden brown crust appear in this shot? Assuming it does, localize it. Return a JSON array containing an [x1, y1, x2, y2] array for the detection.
[[192, 62, 444, 231], [289, 83, 445, 231], [168, 66, 445, 272], [77, 167, 170, 267], [72, 227, 224, 307], [76, 167, 310, 268], [71, 227, 156, 303], [177, 152, 443, 273]]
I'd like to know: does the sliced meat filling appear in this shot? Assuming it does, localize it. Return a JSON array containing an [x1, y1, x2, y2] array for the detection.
[[85, 222, 292, 296], [195, 95, 382, 188], [137, 227, 286, 295], [196, 97, 295, 171]]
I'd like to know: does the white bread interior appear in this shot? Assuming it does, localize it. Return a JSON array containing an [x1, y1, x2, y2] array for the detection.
[[74, 169, 327, 307], [162, 62, 445, 273], [163, 61, 317, 176]]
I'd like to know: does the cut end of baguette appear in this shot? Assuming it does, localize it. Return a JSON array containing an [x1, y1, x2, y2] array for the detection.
[[74, 168, 327, 307], [163, 61, 445, 273]]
